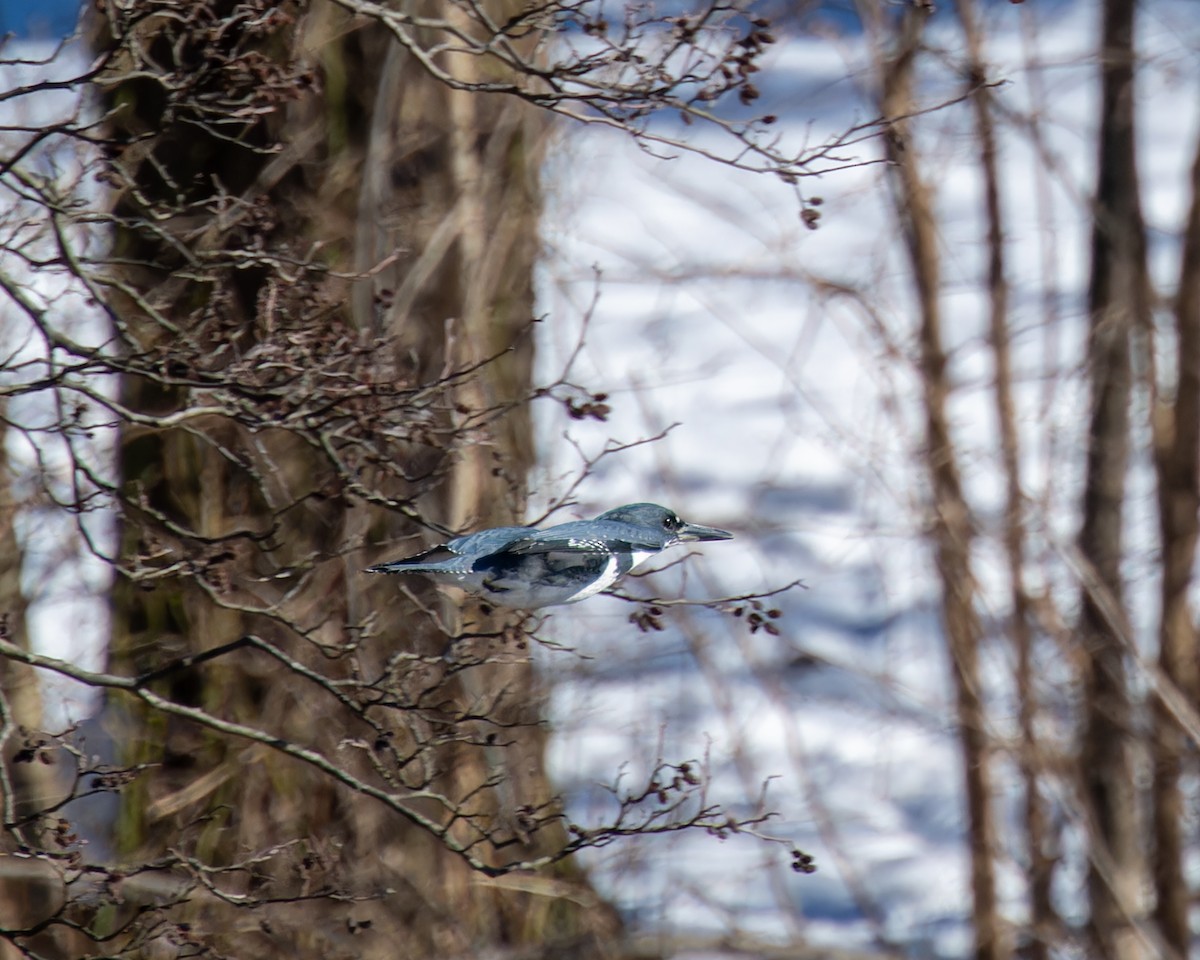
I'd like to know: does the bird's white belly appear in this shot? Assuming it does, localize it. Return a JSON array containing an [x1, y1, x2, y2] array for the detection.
[[628, 549, 657, 571]]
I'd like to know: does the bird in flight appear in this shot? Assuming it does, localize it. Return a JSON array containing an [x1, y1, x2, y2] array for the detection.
[[367, 502, 733, 609]]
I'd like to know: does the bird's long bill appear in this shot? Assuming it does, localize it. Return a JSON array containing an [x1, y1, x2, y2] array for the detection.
[[677, 521, 733, 542]]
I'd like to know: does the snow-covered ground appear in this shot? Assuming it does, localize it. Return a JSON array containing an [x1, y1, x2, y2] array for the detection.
[[534, 1, 1200, 954]]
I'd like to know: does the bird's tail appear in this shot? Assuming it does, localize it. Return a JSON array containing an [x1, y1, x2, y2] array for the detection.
[[365, 538, 460, 575], [366, 559, 435, 574]]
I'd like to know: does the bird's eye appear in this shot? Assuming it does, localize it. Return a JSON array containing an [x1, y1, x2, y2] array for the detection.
[[663, 515, 679, 530]]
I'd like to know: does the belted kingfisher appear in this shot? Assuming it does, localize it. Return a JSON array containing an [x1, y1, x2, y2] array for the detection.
[[367, 503, 733, 609]]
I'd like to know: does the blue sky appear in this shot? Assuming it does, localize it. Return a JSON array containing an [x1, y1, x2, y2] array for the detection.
[[0, 0, 79, 39]]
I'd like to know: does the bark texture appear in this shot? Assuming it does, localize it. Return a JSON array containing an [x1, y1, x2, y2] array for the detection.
[[1148, 100, 1200, 960], [953, 2, 1055, 954], [0, 412, 62, 960], [90, 1, 617, 956], [878, 7, 1004, 960], [1078, 2, 1149, 957]]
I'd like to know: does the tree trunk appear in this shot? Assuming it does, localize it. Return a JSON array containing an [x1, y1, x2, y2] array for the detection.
[[91, 1, 617, 955], [877, 7, 1004, 960], [0, 408, 62, 958], [1078, 1, 1149, 957], [1148, 103, 1200, 959], [953, 1, 1056, 954]]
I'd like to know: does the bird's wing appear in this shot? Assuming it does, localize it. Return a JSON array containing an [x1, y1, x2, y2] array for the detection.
[[443, 526, 537, 557], [368, 526, 533, 572], [503, 520, 666, 556]]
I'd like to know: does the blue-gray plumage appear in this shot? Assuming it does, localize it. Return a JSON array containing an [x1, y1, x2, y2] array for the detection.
[[366, 503, 733, 609]]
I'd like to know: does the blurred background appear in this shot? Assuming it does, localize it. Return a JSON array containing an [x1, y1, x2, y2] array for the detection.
[[532, 3, 1200, 957], [2, 1, 1199, 958]]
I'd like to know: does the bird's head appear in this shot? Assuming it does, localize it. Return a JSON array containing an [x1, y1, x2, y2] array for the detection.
[[595, 503, 733, 544]]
